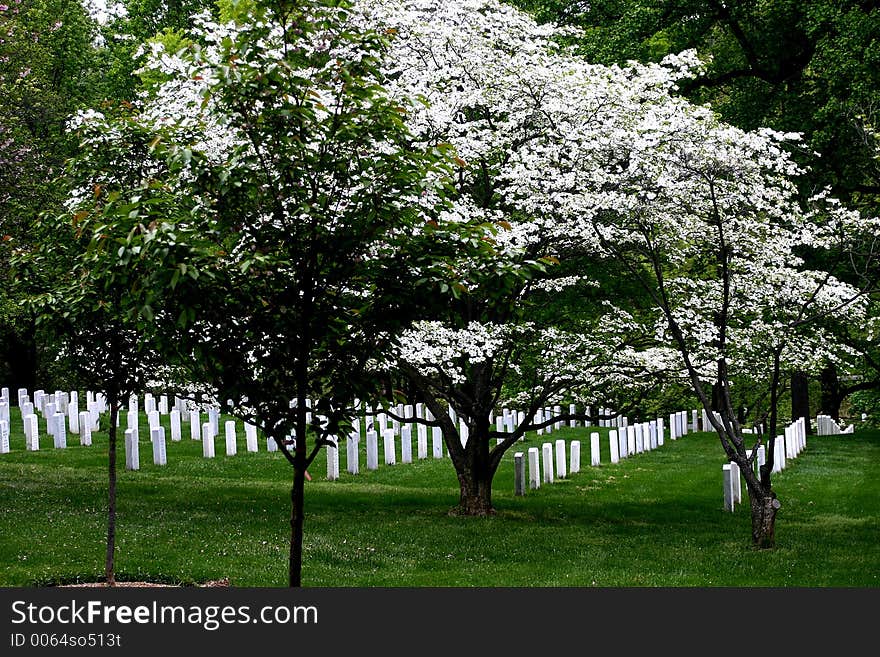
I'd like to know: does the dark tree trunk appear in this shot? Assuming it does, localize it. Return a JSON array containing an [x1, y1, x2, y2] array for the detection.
[[456, 467, 495, 515], [452, 420, 497, 516], [749, 491, 781, 549], [711, 382, 723, 412], [104, 394, 119, 586], [6, 322, 38, 398], [820, 363, 842, 420], [790, 370, 811, 425], [288, 464, 306, 587]]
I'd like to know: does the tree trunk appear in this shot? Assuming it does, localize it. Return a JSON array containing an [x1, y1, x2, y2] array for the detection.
[[790, 370, 811, 425], [6, 322, 38, 398], [749, 491, 780, 549], [820, 363, 842, 420], [456, 468, 495, 516], [104, 395, 119, 586], [289, 464, 306, 587], [453, 419, 497, 516]]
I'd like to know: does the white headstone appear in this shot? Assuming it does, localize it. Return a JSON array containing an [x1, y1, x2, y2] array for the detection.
[[459, 419, 468, 447], [225, 420, 237, 456], [366, 430, 379, 470], [125, 428, 139, 470], [25, 414, 38, 450], [383, 429, 396, 465], [542, 442, 554, 484], [555, 440, 567, 479], [569, 403, 577, 428], [528, 447, 540, 490], [730, 461, 742, 503], [627, 425, 636, 455], [170, 410, 181, 442], [245, 423, 258, 452], [609, 430, 619, 464], [67, 401, 79, 435], [428, 426, 442, 459], [326, 437, 339, 481], [401, 425, 413, 464], [0, 420, 9, 454], [202, 422, 215, 458], [657, 417, 665, 446], [346, 433, 359, 474], [722, 464, 734, 512], [151, 427, 167, 466], [148, 410, 160, 432], [190, 411, 201, 440], [79, 412, 92, 446], [570, 440, 581, 474], [417, 423, 428, 459], [635, 424, 644, 454], [53, 412, 67, 449], [158, 395, 168, 415]]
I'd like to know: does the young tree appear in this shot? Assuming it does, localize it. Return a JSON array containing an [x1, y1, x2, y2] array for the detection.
[[79, 0, 462, 586]]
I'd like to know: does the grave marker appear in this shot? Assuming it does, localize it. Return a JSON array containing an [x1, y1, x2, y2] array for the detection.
[[326, 437, 339, 481], [125, 428, 139, 470], [609, 430, 619, 464], [245, 423, 258, 452], [528, 447, 540, 490], [53, 412, 67, 449], [225, 420, 237, 456], [190, 411, 201, 440], [570, 440, 581, 475], [555, 439, 567, 479], [401, 425, 413, 464], [542, 442, 554, 484], [722, 464, 734, 512], [0, 420, 9, 454], [383, 429, 396, 465], [151, 427, 167, 466], [170, 410, 182, 442], [202, 423, 215, 458], [514, 452, 526, 496], [79, 412, 92, 446], [432, 426, 443, 459], [366, 430, 379, 470]]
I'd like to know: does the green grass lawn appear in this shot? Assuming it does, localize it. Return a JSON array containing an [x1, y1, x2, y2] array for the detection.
[[1, 406, 878, 587]]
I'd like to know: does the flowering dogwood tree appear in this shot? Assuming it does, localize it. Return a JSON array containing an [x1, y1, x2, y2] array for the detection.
[[348, 0, 694, 515], [509, 62, 880, 546]]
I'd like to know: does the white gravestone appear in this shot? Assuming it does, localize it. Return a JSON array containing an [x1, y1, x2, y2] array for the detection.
[[542, 442, 554, 484], [148, 410, 160, 432], [432, 426, 443, 459], [79, 412, 92, 446], [151, 427, 167, 466], [570, 440, 581, 475], [225, 421, 237, 456], [459, 419, 468, 447], [730, 461, 742, 503], [383, 429, 396, 465], [366, 430, 379, 470], [627, 425, 636, 455], [618, 428, 628, 459], [657, 417, 665, 446], [609, 430, 619, 464], [528, 447, 540, 490], [125, 428, 139, 470], [158, 395, 168, 415], [417, 423, 428, 459], [635, 424, 644, 454], [326, 437, 339, 481], [202, 423, 215, 458], [170, 410, 181, 442], [401, 425, 413, 464], [245, 423, 258, 452], [722, 464, 734, 512], [555, 440, 567, 479], [0, 420, 9, 454], [346, 432, 359, 475], [190, 411, 201, 440], [590, 432, 601, 466], [68, 401, 79, 435], [25, 414, 39, 450], [53, 412, 67, 449]]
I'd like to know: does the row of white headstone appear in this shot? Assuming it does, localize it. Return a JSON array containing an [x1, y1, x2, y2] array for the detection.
[[510, 409, 695, 495], [124, 415, 264, 470], [722, 417, 808, 512], [815, 414, 854, 436]]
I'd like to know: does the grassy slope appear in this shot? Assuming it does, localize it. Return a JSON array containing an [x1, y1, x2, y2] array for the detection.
[[0, 407, 877, 587]]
